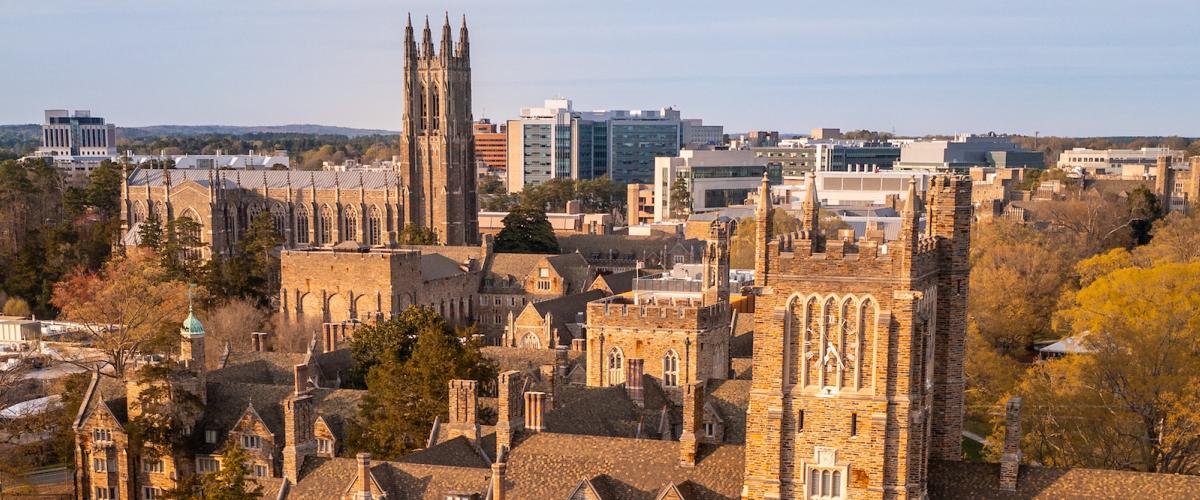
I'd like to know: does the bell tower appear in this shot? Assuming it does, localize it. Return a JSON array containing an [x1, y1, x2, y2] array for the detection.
[[398, 13, 478, 245]]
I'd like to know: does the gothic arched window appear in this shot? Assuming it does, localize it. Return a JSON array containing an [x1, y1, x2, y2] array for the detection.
[[343, 206, 358, 242], [821, 297, 838, 388], [663, 350, 680, 387], [430, 90, 440, 132], [270, 204, 287, 238], [132, 201, 146, 224], [318, 205, 333, 245], [295, 205, 310, 244], [368, 206, 383, 245], [607, 347, 624, 386], [520, 333, 541, 349]]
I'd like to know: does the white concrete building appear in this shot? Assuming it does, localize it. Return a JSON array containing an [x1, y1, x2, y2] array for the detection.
[[126, 151, 290, 170], [654, 150, 769, 222], [36, 110, 116, 157], [1057, 147, 1185, 178]]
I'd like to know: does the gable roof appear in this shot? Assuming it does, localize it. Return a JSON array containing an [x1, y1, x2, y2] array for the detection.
[[288, 456, 490, 499], [421, 253, 471, 281], [527, 290, 608, 345], [590, 269, 640, 295], [928, 460, 1200, 499], [127, 168, 402, 191], [504, 433, 744, 500], [72, 371, 128, 431]]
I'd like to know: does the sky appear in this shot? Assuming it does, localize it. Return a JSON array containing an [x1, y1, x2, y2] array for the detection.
[[2, 0, 1198, 136]]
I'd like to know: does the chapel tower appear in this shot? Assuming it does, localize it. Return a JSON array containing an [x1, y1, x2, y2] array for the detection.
[[741, 174, 972, 499], [399, 13, 478, 245]]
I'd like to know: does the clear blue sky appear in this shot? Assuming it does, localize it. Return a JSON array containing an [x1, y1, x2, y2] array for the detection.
[[3, 0, 1198, 136]]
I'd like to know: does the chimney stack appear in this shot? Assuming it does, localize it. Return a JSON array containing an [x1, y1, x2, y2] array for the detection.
[[1188, 156, 1200, 212], [571, 338, 586, 353], [446, 379, 481, 444], [680, 380, 706, 467], [322, 323, 335, 352], [353, 452, 375, 499], [625, 358, 644, 408], [523, 392, 547, 432], [496, 371, 522, 458], [251, 331, 269, 352], [490, 461, 506, 500], [283, 363, 316, 483], [1156, 156, 1173, 215], [999, 396, 1022, 491]]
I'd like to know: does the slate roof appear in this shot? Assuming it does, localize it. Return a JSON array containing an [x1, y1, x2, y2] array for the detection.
[[211, 352, 308, 385], [193, 382, 364, 454], [546, 385, 643, 438], [590, 269, 640, 295], [420, 253, 470, 281], [528, 290, 608, 345], [557, 234, 704, 265], [706, 380, 750, 444], [503, 433, 745, 500], [401, 434, 491, 469], [928, 460, 1200, 499], [288, 456, 490, 499], [127, 168, 402, 190]]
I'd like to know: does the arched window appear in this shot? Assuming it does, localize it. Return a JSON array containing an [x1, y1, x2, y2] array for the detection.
[[607, 348, 624, 386], [177, 210, 203, 261], [131, 201, 146, 224], [840, 297, 857, 390], [247, 203, 263, 225], [803, 297, 819, 387], [859, 298, 877, 391], [520, 333, 541, 349], [368, 206, 382, 246], [662, 350, 680, 387], [270, 204, 287, 238], [343, 206, 358, 242], [430, 90, 440, 132], [821, 297, 838, 388], [295, 205, 310, 244], [416, 83, 426, 134], [318, 205, 333, 245]]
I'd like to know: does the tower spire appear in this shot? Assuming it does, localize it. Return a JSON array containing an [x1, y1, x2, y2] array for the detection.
[[404, 13, 415, 59], [440, 12, 453, 58], [458, 14, 469, 58], [422, 15, 434, 58], [802, 171, 819, 235]]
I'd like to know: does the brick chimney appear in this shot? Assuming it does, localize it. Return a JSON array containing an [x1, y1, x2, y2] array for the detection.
[[679, 380, 706, 467], [353, 452, 375, 500], [251, 331, 269, 352], [570, 338, 586, 352], [490, 461, 506, 500], [625, 358, 644, 408], [283, 363, 315, 483], [446, 379, 480, 444], [523, 391, 547, 432], [999, 396, 1022, 491], [496, 371, 522, 458]]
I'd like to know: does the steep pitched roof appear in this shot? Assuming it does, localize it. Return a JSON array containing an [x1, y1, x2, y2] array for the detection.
[[421, 253, 470, 281], [528, 290, 608, 345], [127, 168, 402, 191], [504, 433, 744, 499], [590, 269, 640, 295], [288, 456, 490, 499], [928, 460, 1200, 499]]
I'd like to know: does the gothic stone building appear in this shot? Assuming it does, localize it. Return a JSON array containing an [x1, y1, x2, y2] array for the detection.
[[119, 15, 478, 253], [398, 14, 478, 245]]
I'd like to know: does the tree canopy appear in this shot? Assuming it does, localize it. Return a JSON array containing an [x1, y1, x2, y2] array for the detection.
[[494, 208, 561, 254], [347, 306, 448, 387]]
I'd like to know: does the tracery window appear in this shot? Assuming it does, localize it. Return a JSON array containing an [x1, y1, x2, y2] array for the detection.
[[607, 347, 624, 385], [663, 350, 680, 387], [343, 206, 358, 242], [318, 206, 333, 244], [520, 333, 541, 349], [295, 206, 310, 244], [368, 206, 382, 245]]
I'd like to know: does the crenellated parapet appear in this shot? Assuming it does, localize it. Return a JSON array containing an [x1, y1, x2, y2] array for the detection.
[[586, 295, 731, 331]]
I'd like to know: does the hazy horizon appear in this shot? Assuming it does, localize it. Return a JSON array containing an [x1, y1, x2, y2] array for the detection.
[[3, 0, 1198, 136]]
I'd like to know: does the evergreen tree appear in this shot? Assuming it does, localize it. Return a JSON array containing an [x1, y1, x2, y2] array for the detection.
[[165, 439, 264, 499], [400, 224, 438, 245], [346, 306, 446, 387], [347, 323, 496, 459], [138, 214, 165, 250], [494, 207, 560, 254], [669, 171, 692, 220]]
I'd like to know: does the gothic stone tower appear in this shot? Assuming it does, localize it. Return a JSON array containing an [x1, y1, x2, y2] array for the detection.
[[742, 173, 971, 499], [399, 13, 478, 245]]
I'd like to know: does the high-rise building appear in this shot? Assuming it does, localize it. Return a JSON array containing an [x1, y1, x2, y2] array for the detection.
[[654, 150, 774, 221], [473, 119, 507, 178], [506, 99, 687, 190], [680, 118, 724, 148], [398, 14, 478, 245], [37, 109, 117, 157]]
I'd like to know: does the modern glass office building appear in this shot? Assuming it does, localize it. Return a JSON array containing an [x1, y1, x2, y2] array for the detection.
[[506, 99, 687, 190]]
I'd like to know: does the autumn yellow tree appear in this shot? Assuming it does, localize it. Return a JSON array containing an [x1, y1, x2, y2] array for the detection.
[[1010, 262, 1200, 474], [52, 248, 194, 378]]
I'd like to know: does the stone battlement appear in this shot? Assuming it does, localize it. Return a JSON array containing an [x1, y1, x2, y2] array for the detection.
[[586, 295, 730, 330]]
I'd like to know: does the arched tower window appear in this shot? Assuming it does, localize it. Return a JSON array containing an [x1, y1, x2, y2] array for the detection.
[[820, 297, 838, 389], [430, 90, 440, 132], [803, 297, 820, 387], [368, 206, 383, 245], [247, 203, 263, 225], [840, 297, 858, 390], [343, 206, 358, 242], [318, 205, 333, 245], [132, 201, 146, 224], [859, 298, 877, 391], [607, 347, 624, 386], [295, 205, 310, 244], [663, 350, 680, 387], [520, 333, 541, 349], [417, 83, 426, 134]]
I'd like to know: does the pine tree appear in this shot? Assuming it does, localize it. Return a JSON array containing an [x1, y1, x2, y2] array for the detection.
[[494, 207, 560, 254]]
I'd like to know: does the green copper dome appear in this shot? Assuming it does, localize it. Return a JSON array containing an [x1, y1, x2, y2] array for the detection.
[[181, 288, 204, 336]]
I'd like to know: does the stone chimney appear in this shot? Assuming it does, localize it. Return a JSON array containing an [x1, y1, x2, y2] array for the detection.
[[571, 338, 586, 352], [523, 391, 547, 432], [999, 396, 1022, 491], [481, 233, 495, 257], [679, 380, 706, 467], [251, 331, 269, 352], [1189, 156, 1200, 212], [496, 371, 522, 458], [283, 363, 316, 483], [490, 461, 506, 500], [625, 358, 644, 408], [353, 452, 375, 500], [322, 323, 335, 352], [446, 379, 480, 444]]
